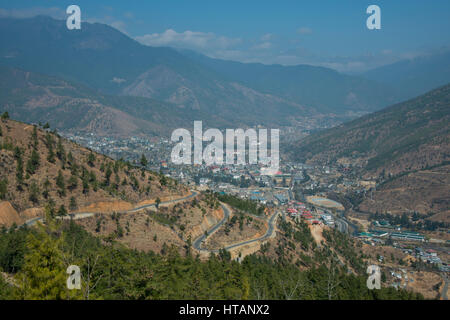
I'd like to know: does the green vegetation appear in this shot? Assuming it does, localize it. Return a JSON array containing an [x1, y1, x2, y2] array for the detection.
[[217, 193, 265, 216], [0, 221, 423, 300]]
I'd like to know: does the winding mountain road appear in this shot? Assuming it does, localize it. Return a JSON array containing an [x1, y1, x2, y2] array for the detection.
[[193, 203, 231, 251], [22, 190, 279, 256], [21, 191, 198, 227], [193, 206, 280, 253]]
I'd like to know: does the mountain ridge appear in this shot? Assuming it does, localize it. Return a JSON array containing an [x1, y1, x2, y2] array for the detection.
[[0, 15, 405, 129]]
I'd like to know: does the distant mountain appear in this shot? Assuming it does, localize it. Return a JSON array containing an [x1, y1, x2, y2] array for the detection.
[[0, 16, 401, 129], [0, 66, 203, 137], [288, 84, 450, 175], [180, 49, 399, 114], [362, 51, 450, 100]]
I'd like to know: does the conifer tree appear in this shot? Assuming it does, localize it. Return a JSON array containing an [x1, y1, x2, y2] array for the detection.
[[14, 226, 78, 300]]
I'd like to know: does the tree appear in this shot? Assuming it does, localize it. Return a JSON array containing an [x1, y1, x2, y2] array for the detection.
[[140, 154, 148, 167], [0, 179, 7, 200], [68, 175, 78, 191], [14, 226, 77, 299], [31, 126, 38, 150], [56, 170, 66, 196], [69, 197, 77, 211], [87, 153, 95, 167], [57, 205, 68, 217], [56, 138, 66, 165], [67, 152, 74, 165], [155, 197, 161, 209], [1, 111, 9, 120], [29, 181, 40, 204], [44, 132, 55, 163], [82, 175, 90, 194], [42, 178, 50, 199], [26, 149, 40, 175], [104, 166, 112, 186]]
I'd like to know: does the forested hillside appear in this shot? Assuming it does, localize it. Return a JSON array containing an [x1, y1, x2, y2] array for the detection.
[[0, 116, 186, 226], [0, 220, 423, 300]]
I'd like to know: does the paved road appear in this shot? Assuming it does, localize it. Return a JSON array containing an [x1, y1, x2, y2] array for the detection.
[[22, 191, 198, 227], [193, 206, 280, 253], [223, 211, 279, 251], [335, 218, 349, 234], [193, 203, 231, 251]]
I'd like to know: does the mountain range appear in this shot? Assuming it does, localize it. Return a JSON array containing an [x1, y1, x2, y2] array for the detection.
[[362, 50, 450, 101], [1, 15, 437, 134]]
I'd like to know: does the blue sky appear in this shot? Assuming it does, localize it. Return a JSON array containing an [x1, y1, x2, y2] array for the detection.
[[1, 0, 449, 72]]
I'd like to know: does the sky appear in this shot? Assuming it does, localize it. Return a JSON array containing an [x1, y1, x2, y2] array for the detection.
[[1, 0, 449, 73]]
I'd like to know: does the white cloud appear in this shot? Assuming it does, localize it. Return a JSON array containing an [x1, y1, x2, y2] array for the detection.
[[135, 29, 242, 52], [124, 12, 134, 19], [86, 15, 128, 35], [111, 77, 126, 84], [261, 33, 273, 41], [297, 27, 312, 35], [253, 42, 272, 50]]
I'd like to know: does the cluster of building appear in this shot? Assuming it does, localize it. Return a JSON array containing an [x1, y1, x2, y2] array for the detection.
[[413, 247, 448, 270], [359, 220, 426, 244], [284, 201, 336, 227]]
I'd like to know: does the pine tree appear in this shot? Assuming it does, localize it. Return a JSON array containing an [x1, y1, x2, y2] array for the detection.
[[42, 178, 50, 199], [14, 226, 77, 300], [44, 132, 55, 163], [140, 154, 148, 167], [69, 196, 77, 211], [0, 179, 7, 200], [1, 111, 9, 120], [29, 181, 40, 204], [31, 126, 38, 150], [26, 149, 40, 175], [57, 205, 67, 217], [104, 166, 112, 186], [56, 137, 66, 166], [56, 170, 66, 197], [68, 174, 78, 190], [82, 174, 90, 194], [87, 153, 95, 167]]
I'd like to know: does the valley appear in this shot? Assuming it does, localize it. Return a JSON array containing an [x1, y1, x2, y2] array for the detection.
[[0, 9, 449, 302]]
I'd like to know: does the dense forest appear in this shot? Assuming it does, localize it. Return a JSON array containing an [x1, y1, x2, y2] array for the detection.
[[0, 216, 423, 300]]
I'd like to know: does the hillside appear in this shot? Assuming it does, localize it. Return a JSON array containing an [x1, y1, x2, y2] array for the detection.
[[359, 163, 450, 220], [289, 84, 450, 176], [288, 84, 450, 218], [0, 117, 188, 227], [362, 51, 450, 101], [0, 66, 211, 137]]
